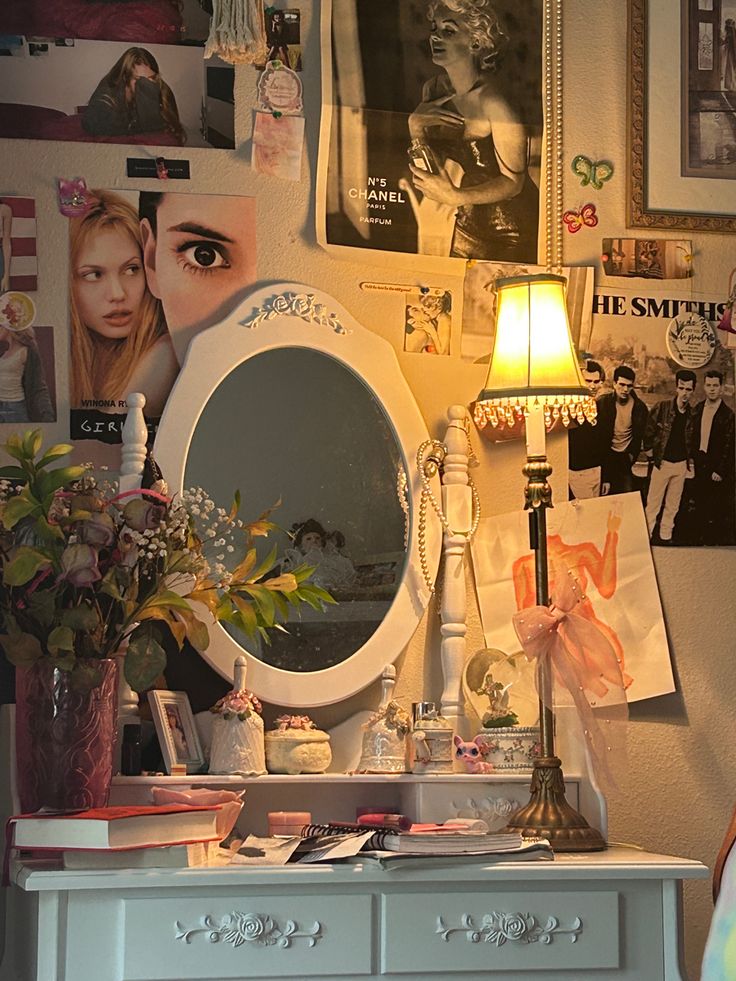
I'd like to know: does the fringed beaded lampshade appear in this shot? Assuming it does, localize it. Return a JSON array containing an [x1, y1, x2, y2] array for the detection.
[[473, 274, 596, 432]]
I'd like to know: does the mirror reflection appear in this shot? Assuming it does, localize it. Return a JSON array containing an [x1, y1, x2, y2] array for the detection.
[[184, 348, 408, 673]]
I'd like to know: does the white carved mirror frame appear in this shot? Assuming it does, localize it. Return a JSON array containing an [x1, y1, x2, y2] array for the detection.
[[151, 283, 442, 707]]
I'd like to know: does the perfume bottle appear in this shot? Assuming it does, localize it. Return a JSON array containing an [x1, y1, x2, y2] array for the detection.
[[407, 139, 438, 175], [121, 723, 142, 776]]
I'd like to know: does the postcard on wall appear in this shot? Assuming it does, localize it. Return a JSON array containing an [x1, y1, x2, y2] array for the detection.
[[461, 263, 594, 364], [569, 288, 735, 547], [403, 288, 452, 355], [0, 37, 233, 149], [0, 324, 56, 426], [257, 8, 303, 71], [470, 494, 675, 704], [67, 188, 257, 451], [252, 112, 305, 181], [0, 196, 37, 292], [601, 238, 693, 280], [317, 0, 543, 263]]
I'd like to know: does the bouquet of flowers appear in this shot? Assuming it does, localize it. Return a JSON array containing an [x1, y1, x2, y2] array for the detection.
[[0, 431, 333, 692]]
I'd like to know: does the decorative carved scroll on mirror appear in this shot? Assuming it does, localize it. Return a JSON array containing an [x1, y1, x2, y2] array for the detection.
[[153, 284, 442, 707]]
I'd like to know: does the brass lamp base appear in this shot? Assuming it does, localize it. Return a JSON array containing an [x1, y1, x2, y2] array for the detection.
[[504, 756, 606, 852]]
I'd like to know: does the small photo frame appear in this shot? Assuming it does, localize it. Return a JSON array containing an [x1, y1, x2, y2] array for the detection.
[[147, 690, 205, 775]]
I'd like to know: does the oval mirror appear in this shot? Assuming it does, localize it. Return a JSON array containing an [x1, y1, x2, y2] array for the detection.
[[154, 284, 441, 706]]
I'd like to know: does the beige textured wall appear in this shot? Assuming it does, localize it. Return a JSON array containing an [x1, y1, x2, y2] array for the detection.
[[1, 2, 733, 975]]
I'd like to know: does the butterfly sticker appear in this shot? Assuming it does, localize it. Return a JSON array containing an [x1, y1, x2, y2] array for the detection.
[[571, 155, 614, 190], [563, 203, 598, 233]]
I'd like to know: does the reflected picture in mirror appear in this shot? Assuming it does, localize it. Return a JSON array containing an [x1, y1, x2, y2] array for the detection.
[[184, 347, 408, 674]]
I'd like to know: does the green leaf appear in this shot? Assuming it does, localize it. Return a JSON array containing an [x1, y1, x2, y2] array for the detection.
[[294, 583, 337, 612], [249, 544, 278, 583], [47, 625, 75, 656], [2, 495, 38, 529], [124, 625, 167, 692], [270, 591, 289, 619], [35, 443, 73, 470], [100, 568, 126, 601], [2, 434, 26, 463], [21, 430, 43, 460], [60, 604, 99, 632], [175, 608, 210, 651], [231, 548, 257, 583], [3, 546, 51, 586], [36, 465, 86, 501], [230, 594, 258, 635], [0, 630, 43, 668], [141, 589, 193, 613], [297, 583, 337, 606], [228, 489, 241, 522], [34, 515, 65, 543], [25, 589, 56, 629], [241, 584, 276, 624]]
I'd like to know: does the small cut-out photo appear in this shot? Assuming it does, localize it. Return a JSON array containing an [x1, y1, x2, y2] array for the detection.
[[403, 289, 451, 356]]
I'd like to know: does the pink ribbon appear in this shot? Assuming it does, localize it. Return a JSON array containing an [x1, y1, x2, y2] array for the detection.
[[512, 571, 627, 788]]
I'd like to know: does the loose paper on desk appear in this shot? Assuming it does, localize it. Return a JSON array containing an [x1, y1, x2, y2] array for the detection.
[[231, 835, 303, 866], [470, 494, 675, 702]]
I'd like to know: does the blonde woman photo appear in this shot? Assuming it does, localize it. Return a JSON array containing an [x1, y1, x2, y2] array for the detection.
[[0, 324, 54, 424], [407, 0, 539, 261], [69, 190, 178, 416]]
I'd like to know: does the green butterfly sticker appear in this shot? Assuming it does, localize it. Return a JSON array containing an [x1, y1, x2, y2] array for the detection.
[[571, 155, 614, 190]]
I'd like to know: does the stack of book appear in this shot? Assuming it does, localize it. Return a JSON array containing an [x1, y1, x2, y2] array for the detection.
[[11, 804, 224, 870], [296, 821, 553, 863]]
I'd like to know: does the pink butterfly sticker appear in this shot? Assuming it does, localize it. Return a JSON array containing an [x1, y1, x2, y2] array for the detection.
[[563, 203, 598, 233]]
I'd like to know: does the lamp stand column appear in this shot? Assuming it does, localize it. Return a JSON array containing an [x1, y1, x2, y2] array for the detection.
[[504, 406, 605, 852]]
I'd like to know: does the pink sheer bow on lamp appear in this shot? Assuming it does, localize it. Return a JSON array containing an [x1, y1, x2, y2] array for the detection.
[[474, 273, 614, 852]]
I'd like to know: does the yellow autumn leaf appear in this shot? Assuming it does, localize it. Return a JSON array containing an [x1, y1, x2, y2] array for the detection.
[[263, 573, 298, 593]]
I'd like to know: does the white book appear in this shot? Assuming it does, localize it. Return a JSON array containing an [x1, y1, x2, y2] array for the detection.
[[62, 841, 215, 870], [13, 805, 221, 851]]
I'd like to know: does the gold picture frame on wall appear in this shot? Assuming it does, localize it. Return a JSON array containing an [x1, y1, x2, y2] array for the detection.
[[628, 0, 736, 232]]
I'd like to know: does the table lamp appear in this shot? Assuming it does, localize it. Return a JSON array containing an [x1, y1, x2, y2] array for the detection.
[[474, 273, 605, 852]]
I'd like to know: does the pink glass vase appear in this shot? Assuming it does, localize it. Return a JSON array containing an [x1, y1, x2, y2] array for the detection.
[[15, 658, 118, 813]]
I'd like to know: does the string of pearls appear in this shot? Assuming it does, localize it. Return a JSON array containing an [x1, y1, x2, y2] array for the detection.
[[416, 438, 482, 593], [544, 0, 564, 274]]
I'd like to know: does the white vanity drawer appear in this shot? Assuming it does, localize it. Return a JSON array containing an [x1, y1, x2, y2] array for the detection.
[[381, 889, 619, 974], [121, 892, 373, 979]]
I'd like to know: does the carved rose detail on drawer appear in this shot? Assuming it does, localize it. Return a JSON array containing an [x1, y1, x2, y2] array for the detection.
[[175, 912, 322, 948], [436, 912, 583, 946], [241, 292, 350, 334]]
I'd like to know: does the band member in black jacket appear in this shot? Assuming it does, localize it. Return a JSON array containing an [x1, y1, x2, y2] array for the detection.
[[596, 365, 648, 495]]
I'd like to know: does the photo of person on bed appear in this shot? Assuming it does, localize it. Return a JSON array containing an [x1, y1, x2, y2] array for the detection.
[[69, 189, 178, 416], [82, 47, 186, 143]]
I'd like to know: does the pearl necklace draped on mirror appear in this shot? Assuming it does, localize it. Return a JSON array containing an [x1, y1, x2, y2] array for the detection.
[[416, 432, 481, 593]]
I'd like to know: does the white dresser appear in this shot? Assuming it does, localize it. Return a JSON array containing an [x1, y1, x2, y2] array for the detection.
[[4, 847, 706, 981]]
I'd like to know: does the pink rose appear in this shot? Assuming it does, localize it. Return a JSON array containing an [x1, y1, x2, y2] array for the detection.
[[77, 512, 116, 547], [59, 544, 101, 587], [123, 498, 166, 532]]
